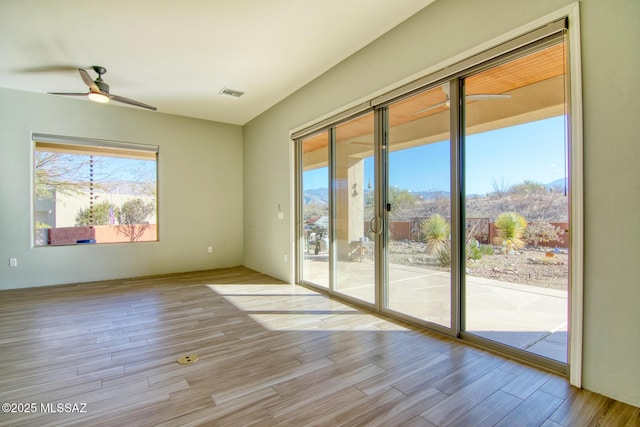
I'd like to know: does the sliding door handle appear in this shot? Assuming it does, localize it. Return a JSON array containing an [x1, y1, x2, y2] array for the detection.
[[369, 216, 383, 235]]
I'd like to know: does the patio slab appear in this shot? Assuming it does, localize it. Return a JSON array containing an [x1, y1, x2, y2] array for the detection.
[[301, 255, 568, 362]]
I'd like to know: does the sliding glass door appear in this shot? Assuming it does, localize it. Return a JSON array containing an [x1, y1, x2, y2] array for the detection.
[[295, 21, 573, 371], [300, 131, 330, 288], [334, 112, 376, 305], [461, 41, 569, 364], [384, 84, 452, 329]]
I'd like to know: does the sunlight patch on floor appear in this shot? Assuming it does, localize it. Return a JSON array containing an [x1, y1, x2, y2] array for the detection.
[[205, 283, 408, 332]]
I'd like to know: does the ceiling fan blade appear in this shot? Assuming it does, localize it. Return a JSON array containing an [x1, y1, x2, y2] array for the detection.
[[48, 92, 90, 96], [415, 100, 448, 114], [16, 65, 80, 74], [108, 94, 157, 111], [415, 92, 510, 114], [78, 68, 100, 92]]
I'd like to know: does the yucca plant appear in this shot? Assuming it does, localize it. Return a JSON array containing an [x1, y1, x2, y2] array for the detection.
[[436, 244, 451, 266], [494, 212, 527, 253], [420, 214, 450, 255]]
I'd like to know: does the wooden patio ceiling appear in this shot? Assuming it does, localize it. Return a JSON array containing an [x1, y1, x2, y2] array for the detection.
[[301, 42, 565, 157]]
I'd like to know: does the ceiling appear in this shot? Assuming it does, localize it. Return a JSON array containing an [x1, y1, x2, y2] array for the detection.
[[0, 0, 435, 125]]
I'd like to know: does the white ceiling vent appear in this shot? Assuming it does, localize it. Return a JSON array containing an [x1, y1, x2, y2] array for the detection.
[[219, 88, 245, 98]]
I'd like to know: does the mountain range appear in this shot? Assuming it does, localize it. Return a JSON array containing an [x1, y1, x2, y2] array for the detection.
[[303, 178, 567, 205]]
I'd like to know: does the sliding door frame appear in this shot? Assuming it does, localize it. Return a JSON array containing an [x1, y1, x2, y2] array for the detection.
[[373, 81, 457, 337], [456, 39, 569, 373], [450, 78, 463, 338], [375, 107, 387, 313]]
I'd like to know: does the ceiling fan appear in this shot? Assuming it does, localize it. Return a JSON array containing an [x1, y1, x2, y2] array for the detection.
[[415, 85, 510, 114], [49, 66, 157, 111]]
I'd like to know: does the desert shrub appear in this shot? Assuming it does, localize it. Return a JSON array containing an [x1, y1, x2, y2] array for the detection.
[[494, 212, 527, 253], [509, 180, 546, 195], [420, 214, 450, 255], [523, 220, 562, 247], [466, 238, 494, 261], [432, 239, 493, 266], [435, 243, 451, 266]]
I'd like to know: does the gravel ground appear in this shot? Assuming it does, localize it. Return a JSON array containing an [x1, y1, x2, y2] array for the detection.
[[389, 241, 568, 291]]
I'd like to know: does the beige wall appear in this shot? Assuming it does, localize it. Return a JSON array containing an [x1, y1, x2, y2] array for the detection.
[[578, 0, 640, 409], [243, 0, 640, 408], [0, 88, 243, 288]]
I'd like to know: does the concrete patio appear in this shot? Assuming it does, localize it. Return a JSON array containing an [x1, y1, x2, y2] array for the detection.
[[302, 255, 568, 363]]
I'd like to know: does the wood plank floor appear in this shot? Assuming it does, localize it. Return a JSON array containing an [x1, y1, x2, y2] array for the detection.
[[0, 267, 637, 426]]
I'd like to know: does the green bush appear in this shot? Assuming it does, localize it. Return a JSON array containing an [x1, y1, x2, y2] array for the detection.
[[466, 238, 494, 261], [432, 239, 493, 266]]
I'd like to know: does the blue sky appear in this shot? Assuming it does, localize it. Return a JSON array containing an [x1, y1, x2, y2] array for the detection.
[[304, 116, 567, 195], [91, 156, 156, 183]]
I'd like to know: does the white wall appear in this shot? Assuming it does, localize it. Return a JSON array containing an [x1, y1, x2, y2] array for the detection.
[[578, 0, 640, 409], [0, 88, 243, 289], [243, 0, 640, 408]]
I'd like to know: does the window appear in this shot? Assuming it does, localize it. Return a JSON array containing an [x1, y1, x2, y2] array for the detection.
[[33, 135, 158, 246]]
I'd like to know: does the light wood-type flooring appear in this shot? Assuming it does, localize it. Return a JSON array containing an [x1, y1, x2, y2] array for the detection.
[[0, 267, 638, 426]]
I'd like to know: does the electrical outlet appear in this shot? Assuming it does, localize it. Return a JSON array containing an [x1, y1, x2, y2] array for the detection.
[[207, 246, 213, 254], [9, 258, 17, 267], [284, 254, 288, 262]]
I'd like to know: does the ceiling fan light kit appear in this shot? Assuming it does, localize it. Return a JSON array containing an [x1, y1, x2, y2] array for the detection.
[[87, 92, 109, 103], [48, 65, 157, 111]]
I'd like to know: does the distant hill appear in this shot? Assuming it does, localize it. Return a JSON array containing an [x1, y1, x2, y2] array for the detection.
[[303, 187, 329, 205], [304, 179, 567, 218], [415, 190, 450, 200], [546, 178, 568, 191], [304, 187, 451, 204]]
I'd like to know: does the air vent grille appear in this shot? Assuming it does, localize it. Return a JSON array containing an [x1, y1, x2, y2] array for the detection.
[[219, 88, 245, 98]]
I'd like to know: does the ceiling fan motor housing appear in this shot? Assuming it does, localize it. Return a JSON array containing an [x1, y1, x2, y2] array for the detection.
[[92, 66, 109, 93], [95, 79, 110, 93]]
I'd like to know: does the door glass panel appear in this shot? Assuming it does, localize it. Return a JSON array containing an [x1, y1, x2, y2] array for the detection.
[[334, 112, 376, 304], [462, 42, 569, 362], [386, 84, 452, 327], [301, 132, 329, 288]]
